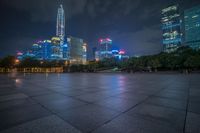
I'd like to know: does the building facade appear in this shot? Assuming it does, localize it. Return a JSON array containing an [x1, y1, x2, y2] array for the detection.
[[95, 38, 129, 61], [162, 5, 182, 53], [184, 5, 200, 50], [32, 40, 52, 60], [56, 4, 65, 58], [41, 40, 52, 60], [32, 43, 42, 59], [56, 4, 65, 44], [92, 47, 97, 60], [51, 37, 62, 59], [67, 36, 87, 64], [99, 38, 113, 59]]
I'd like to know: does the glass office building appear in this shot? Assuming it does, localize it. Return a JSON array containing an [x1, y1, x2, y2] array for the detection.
[[184, 5, 200, 50], [162, 5, 182, 53], [99, 38, 113, 59], [67, 36, 87, 64], [30, 40, 52, 60]]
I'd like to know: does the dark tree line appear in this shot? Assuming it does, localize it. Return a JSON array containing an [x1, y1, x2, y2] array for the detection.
[[0, 56, 16, 68], [69, 46, 200, 73], [1, 46, 200, 73]]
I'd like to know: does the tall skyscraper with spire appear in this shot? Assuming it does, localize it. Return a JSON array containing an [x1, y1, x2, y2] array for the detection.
[[56, 4, 65, 44]]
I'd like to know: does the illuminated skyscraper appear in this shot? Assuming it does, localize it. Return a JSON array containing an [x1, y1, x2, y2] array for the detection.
[[56, 4, 65, 44], [94, 38, 129, 61], [162, 5, 182, 53], [51, 37, 61, 59], [99, 38, 112, 58], [67, 36, 87, 64], [184, 5, 200, 49]]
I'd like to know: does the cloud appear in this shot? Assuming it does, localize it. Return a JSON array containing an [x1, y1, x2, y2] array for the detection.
[[1, 0, 155, 22], [118, 0, 141, 15], [111, 25, 162, 56], [86, 0, 112, 18], [2, 0, 88, 22], [0, 36, 36, 56], [86, 0, 141, 18]]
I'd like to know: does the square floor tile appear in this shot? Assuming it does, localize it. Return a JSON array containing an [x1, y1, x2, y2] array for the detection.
[[58, 104, 120, 132], [95, 97, 140, 112], [145, 96, 187, 110], [0, 93, 28, 102], [185, 112, 200, 133], [0, 98, 36, 111], [93, 114, 180, 133], [126, 103, 186, 131], [0, 104, 51, 131], [0, 115, 81, 133]]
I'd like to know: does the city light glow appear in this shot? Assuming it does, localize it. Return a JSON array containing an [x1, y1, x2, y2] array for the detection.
[[119, 50, 125, 55]]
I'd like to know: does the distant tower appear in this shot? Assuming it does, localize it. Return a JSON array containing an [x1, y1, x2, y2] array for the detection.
[[56, 4, 65, 44], [99, 38, 112, 58]]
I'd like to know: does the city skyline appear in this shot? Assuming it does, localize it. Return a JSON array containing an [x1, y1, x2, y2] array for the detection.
[[0, 0, 200, 58]]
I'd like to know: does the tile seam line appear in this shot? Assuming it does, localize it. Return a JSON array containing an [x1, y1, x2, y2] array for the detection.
[[27, 96, 84, 133], [183, 76, 191, 133], [90, 86, 169, 133]]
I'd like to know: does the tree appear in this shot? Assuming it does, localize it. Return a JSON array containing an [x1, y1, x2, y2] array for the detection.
[[0, 56, 16, 68], [147, 57, 161, 72], [70, 65, 79, 72], [19, 57, 40, 67], [87, 61, 99, 72], [184, 56, 200, 69]]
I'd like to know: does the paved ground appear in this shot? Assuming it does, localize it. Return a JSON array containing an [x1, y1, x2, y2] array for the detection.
[[0, 73, 200, 133]]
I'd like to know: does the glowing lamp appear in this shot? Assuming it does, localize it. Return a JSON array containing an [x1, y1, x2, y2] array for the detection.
[[119, 50, 125, 55], [112, 50, 118, 52], [15, 59, 20, 65], [17, 52, 23, 56], [106, 38, 112, 42], [37, 40, 43, 43]]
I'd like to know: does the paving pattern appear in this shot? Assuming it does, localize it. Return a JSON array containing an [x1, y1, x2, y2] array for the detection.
[[0, 73, 200, 133]]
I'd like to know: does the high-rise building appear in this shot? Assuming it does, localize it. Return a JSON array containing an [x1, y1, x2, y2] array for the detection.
[[184, 5, 200, 50], [51, 37, 62, 59], [62, 43, 68, 59], [34, 40, 52, 60], [42, 40, 52, 60], [92, 47, 97, 60], [56, 4, 65, 44], [95, 51, 100, 61], [67, 36, 87, 64], [31, 40, 52, 60], [162, 5, 182, 53], [56, 4, 65, 59], [99, 38, 113, 59], [95, 38, 129, 61], [32, 43, 42, 59]]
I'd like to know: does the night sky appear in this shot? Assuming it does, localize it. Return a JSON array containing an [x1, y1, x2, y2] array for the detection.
[[0, 0, 200, 58]]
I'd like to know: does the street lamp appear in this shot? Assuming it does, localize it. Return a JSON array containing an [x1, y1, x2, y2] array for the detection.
[[15, 59, 20, 65]]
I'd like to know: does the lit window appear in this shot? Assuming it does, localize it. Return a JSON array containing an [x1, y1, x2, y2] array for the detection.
[[192, 15, 199, 18]]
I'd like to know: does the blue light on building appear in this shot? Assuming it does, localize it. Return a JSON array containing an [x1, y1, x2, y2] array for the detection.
[[161, 5, 182, 53], [184, 5, 200, 50], [95, 38, 129, 61], [41, 40, 52, 60], [62, 43, 68, 59], [98, 38, 113, 59]]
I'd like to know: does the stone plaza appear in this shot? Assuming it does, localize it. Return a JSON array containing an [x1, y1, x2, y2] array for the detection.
[[0, 73, 200, 133]]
